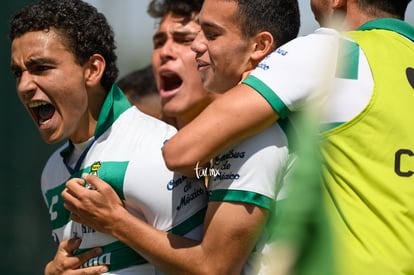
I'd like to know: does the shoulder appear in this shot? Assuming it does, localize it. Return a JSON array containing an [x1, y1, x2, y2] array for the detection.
[[117, 106, 177, 138], [277, 28, 340, 52]]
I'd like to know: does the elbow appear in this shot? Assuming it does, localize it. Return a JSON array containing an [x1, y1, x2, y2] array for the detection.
[[162, 141, 181, 171], [163, 153, 184, 173], [162, 142, 197, 176]]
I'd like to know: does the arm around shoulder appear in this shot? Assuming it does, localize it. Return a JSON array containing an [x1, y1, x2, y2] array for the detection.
[[162, 83, 278, 176]]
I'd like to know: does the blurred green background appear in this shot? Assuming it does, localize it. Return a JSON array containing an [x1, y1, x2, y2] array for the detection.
[[1, 1, 57, 274]]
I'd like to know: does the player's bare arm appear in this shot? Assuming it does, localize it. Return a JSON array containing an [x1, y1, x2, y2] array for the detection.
[[162, 84, 279, 176], [63, 174, 268, 274]]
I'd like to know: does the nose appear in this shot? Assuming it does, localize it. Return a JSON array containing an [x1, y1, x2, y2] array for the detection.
[[17, 71, 36, 102], [191, 31, 207, 56], [159, 39, 176, 64]]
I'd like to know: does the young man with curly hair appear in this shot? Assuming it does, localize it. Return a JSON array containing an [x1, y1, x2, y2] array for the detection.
[[9, 0, 208, 273]]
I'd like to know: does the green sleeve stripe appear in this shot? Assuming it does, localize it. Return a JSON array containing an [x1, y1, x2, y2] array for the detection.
[[209, 189, 274, 210], [73, 207, 207, 271], [242, 75, 290, 119], [168, 207, 207, 235], [75, 240, 147, 271]]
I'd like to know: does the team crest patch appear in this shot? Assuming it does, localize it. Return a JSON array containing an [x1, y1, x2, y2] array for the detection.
[[84, 161, 101, 189], [90, 161, 102, 176], [407, 67, 414, 89]]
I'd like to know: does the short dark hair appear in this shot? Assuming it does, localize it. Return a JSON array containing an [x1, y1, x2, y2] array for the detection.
[[117, 65, 158, 103], [9, 0, 118, 91], [357, 0, 412, 19], [234, 0, 300, 49], [147, 0, 204, 19]]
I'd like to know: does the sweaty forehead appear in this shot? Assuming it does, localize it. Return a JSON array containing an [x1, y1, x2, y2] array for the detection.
[[11, 30, 72, 67], [169, 22, 200, 35], [12, 29, 67, 52], [159, 13, 200, 34]]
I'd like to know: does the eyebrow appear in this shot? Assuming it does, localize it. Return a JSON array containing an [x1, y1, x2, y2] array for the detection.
[[25, 57, 57, 68], [153, 32, 166, 42], [153, 29, 199, 42], [170, 28, 199, 36], [10, 57, 58, 74], [200, 20, 225, 32]]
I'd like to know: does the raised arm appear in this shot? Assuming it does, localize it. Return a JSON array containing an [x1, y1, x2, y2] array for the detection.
[[162, 29, 341, 176], [162, 83, 279, 175]]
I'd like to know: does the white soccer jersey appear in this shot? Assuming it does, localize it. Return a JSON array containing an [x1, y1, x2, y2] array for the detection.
[[243, 19, 414, 275], [243, 27, 373, 129], [208, 122, 289, 275], [41, 84, 208, 274]]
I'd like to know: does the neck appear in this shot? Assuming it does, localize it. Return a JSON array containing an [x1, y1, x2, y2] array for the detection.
[[340, 3, 400, 31], [176, 93, 218, 129]]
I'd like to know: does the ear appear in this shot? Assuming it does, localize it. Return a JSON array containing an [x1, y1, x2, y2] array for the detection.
[[251, 31, 274, 63], [84, 54, 106, 88], [333, 0, 346, 9]]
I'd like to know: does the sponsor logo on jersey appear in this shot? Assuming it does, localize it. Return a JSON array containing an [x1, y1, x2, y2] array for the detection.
[[176, 186, 205, 211], [81, 253, 111, 268], [276, 47, 288, 56], [167, 175, 188, 190]]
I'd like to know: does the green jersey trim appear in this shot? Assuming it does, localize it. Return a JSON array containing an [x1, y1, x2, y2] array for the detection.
[[76, 240, 148, 271], [242, 75, 290, 119], [74, 205, 206, 272], [209, 189, 274, 210], [45, 161, 128, 229], [45, 184, 68, 229], [96, 84, 131, 137], [60, 84, 131, 160], [359, 18, 414, 42], [169, 207, 207, 235]]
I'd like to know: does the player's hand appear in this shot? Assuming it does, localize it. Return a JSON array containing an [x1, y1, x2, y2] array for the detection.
[[44, 238, 108, 274], [62, 174, 125, 235]]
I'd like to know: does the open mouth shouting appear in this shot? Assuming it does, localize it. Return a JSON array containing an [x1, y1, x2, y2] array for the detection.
[[28, 101, 56, 127], [159, 70, 183, 99]]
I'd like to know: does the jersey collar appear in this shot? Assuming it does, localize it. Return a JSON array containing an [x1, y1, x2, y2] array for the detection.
[[60, 84, 131, 164], [358, 18, 414, 42]]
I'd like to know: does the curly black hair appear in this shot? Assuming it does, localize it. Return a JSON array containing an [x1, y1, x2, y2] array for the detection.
[[147, 0, 203, 19], [9, 0, 118, 92]]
